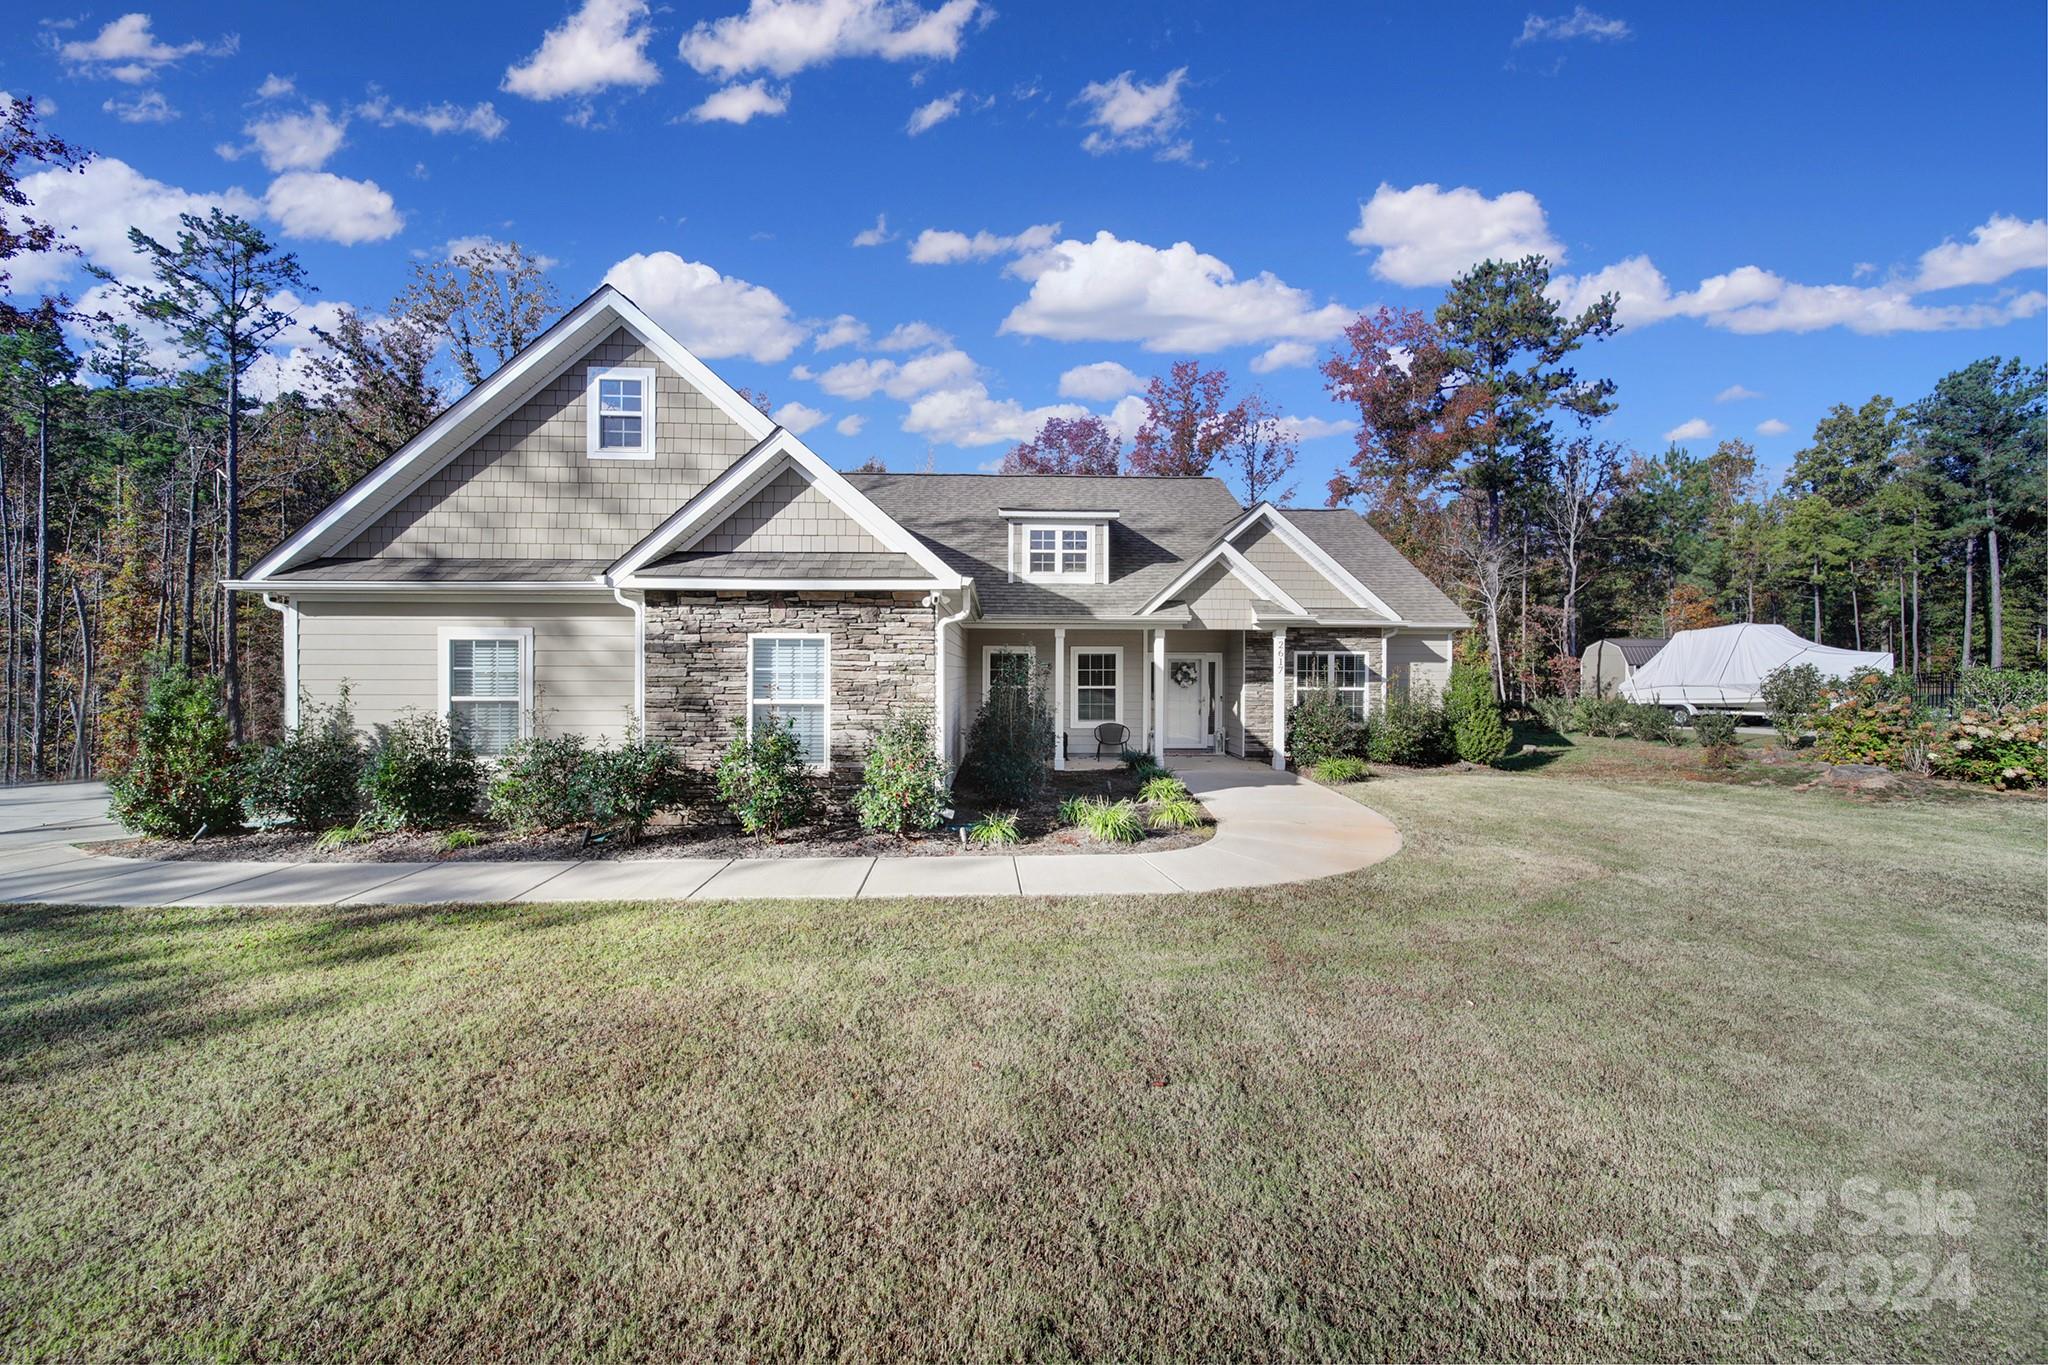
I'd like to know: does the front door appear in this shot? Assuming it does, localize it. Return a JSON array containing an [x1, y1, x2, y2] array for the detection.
[[1164, 653, 1216, 749]]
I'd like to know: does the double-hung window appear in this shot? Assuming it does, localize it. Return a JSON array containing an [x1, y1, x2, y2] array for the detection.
[[750, 633, 829, 766], [1023, 524, 1091, 580], [587, 365, 654, 458], [440, 627, 530, 757], [1072, 648, 1120, 725], [1294, 650, 1371, 721], [984, 645, 1035, 719]]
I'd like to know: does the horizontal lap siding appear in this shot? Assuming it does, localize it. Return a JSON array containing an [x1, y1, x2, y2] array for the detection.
[[295, 598, 636, 741], [1387, 631, 1453, 700]]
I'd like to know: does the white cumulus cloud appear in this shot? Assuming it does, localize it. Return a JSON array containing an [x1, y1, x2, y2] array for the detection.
[[907, 222, 1059, 265], [59, 13, 227, 83], [1276, 415, 1355, 442], [902, 383, 1088, 448], [1349, 182, 1565, 287], [1756, 418, 1791, 437], [1516, 6, 1631, 44], [688, 79, 791, 123], [1076, 67, 1189, 159], [10, 157, 262, 292], [1715, 384, 1761, 402], [103, 90, 178, 124], [906, 89, 962, 134], [999, 230, 1352, 352], [263, 172, 404, 244], [813, 348, 976, 400], [1663, 418, 1713, 442], [772, 400, 830, 434], [502, 0, 660, 101], [679, 0, 980, 80], [1913, 214, 2048, 291], [851, 212, 895, 247], [602, 251, 808, 361], [835, 414, 866, 436], [876, 320, 950, 350], [227, 104, 348, 172], [1057, 361, 1141, 400], [355, 93, 508, 140], [1251, 341, 1316, 374]]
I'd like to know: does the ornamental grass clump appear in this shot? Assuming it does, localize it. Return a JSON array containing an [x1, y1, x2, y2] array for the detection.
[[1074, 797, 1144, 844], [967, 810, 1021, 846], [1137, 774, 1188, 804], [1312, 755, 1371, 784], [852, 712, 946, 837], [1145, 795, 1204, 831]]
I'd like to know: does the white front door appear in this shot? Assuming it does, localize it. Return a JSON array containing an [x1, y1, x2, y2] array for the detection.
[[1163, 653, 1215, 749]]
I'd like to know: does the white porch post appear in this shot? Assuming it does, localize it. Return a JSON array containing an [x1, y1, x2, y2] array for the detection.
[[1140, 629, 1152, 756], [1153, 629, 1167, 761], [1053, 625, 1067, 771], [1272, 627, 1288, 770]]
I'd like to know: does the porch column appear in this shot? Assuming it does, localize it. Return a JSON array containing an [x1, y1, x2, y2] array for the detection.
[[1272, 627, 1287, 770], [1153, 629, 1167, 761], [1139, 628, 1152, 756], [1053, 625, 1067, 771]]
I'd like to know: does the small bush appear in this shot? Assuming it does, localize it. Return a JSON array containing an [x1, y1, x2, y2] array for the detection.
[[1626, 703, 1680, 745], [1287, 684, 1362, 768], [1137, 774, 1189, 804], [1574, 696, 1633, 739], [852, 711, 946, 837], [242, 691, 363, 831], [363, 711, 482, 829], [962, 666, 1055, 806], [1956, 667, 2048, 714], [967, 810, 1021, 845], [1927, 704, 2048, 789], [487, 733, 592, 831], [315, 823, 371, 850], [1312, 755, 1371, 784], [1146, 795, 1204, 830], [1760, 663, 1826, 744], [1120, 747, 1152, 771], [1453, 703, 1512, 766], [586, 734, 689, 838], [109, 663, 243, 839], [1366, 687, 1454, 766], [1529, 695, 1578, 735], [1692, 712, 1741, 767], [1811, 684, 1925, 769], [1074, 797, 1144, 844], [440, 829, 484, 852], [1056, 795, 1093, 827], [1443, 658, 1497, 732], [715, 717, 814, 839]]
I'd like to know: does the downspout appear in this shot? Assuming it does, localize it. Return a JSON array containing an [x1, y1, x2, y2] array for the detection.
[[929, 589, 975, 770], [260, 592, 297, 730], [610, 584, 646, 734]]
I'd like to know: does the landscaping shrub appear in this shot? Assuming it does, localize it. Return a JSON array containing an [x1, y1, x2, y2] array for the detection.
[[1453, 700, 1512, 766], [852, 711, 947, 837], [1056, 795, 1093, 827], [1573, 695, 1632, 739], [363, 711, 482, 829], [1957, 667, 2048, 713], [242, 692, 363, 831], [1365, 687, 1454, 766], [1926, 704, 2048, 789], [715, 718, 814, 839], [1529, 694, 1578, 735], [109, 663, 243, 839], [440, 829, 484, 852], [967, 810, 1021, 845], [315, 823, 371, 849], [1311, 755, 1370, 784], [1626, 703, 1681, 745], [1287, 683, 1362, 768], [486, 733, 592, 831], [1443, 657, 1496, 731], [1760, 662, 1825, 744], [1137, 774, 1189, 804], [1811, 686, 1926, 769], [1692, 712, 1741, 768], [1145, 795, 1204, 830], [585, 735, 689, 839], [962, 665, 1055, 806], [1073, 797, 1144, 844]]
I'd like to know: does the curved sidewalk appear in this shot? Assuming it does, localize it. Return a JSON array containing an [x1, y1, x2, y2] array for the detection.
[[0, 757, 1401, 906]]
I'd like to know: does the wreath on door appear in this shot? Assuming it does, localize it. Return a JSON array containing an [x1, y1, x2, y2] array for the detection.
[[1170, 660, 1199, 688]]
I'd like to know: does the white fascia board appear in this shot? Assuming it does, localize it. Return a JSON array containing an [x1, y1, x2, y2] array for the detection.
[[245, 285, 775, 582], [618, 577, 949, 591], [995, 508, 1123, 520], [223, 578, 614, 597], [1246, 504, 1405, 622], [608, 429, 965, 587]]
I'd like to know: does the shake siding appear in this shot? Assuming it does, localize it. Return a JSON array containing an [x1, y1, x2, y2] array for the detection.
[[295, 597, 636, 741], [1387, 631, 1453, 700], [1181, 561, 1261, 629], [696, 469, 889, 554], [1237, 522, 1363, 614], [340, 328, 754, 561]]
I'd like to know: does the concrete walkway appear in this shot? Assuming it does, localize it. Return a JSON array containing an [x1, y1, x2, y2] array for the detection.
[[0, 757, 1400, 906]]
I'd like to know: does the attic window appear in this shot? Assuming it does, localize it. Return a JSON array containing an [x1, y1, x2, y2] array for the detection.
[[587, 366, 654, 459], [1023, 524, 1092, 581]]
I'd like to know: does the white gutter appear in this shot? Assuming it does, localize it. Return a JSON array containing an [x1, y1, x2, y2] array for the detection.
[[259, 593, 298, 729], [929, 589, 976, 769], [611, 585, 647, 733]]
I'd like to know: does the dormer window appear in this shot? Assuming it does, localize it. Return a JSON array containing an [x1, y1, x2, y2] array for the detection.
[[1000, 507, 1119, 584], [1027, 525, 1091, 578], [587, 365, 654, 459]]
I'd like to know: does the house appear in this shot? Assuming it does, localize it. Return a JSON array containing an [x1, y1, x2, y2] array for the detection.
[[227, 286, 1469, 778]]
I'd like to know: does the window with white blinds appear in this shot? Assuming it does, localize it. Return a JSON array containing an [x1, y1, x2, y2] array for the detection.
[[444, 632, 528, 756], [750, 633, 829, 765]]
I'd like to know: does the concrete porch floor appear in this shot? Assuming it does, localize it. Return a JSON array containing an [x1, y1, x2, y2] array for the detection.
[[0, 756, 1401, 906]]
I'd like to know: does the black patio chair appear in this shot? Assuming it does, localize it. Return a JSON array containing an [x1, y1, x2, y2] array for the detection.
[[1093, 722, 1130, 759]]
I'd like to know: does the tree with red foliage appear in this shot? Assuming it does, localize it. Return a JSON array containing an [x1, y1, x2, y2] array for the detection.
[[1129, 360, 1246, 477], [1214, 392, 1297, 505], [999, 414, 1120, 475]]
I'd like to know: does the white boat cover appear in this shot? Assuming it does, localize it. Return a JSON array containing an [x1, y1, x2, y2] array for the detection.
[[1617, 623, 1894, 708]]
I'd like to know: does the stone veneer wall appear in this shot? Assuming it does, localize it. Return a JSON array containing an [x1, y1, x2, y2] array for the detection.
[[644, 590, 935, 789], [1242, 630, 1273, 761]]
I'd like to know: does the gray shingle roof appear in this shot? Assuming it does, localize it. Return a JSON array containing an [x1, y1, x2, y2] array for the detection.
[[268, 557, 609, 583], [845, 472, 1245, 618], [641, 549, 930, 580], [1278, 510, 1472, 625]]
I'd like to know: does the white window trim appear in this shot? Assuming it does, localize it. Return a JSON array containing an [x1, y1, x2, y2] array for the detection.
[[1022, 522, 1095, 583], [1069, 645, 1124, 730], [981, 643, 1036, 702], [747, 630, 832, 770], [437, 625, 533, 756], [587, 364, 656, 460], [1292, 648, 1373, 720]]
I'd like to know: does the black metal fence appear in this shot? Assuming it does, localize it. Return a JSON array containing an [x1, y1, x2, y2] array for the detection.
[[1912, 677, 1957, 715]]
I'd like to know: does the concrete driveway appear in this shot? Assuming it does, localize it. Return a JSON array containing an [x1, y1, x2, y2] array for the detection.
[[0, 757, 1401, 906]]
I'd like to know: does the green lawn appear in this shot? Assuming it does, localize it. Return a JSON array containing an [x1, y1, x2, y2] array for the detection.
[[4, 741, 2043, 1361]]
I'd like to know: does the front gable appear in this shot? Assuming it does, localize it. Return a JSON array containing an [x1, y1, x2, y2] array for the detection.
[[1233, 521, 1366, 616], [697, 467, 892, 557]]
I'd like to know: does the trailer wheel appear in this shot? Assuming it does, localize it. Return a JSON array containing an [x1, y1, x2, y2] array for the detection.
[[1666, 704, 1695, 726]]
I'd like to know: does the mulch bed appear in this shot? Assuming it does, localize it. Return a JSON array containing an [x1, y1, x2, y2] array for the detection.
[[89, 767, 1212, 864]]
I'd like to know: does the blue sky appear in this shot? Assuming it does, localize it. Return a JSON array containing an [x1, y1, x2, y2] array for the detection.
[[6, 1, 2045, 490]]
